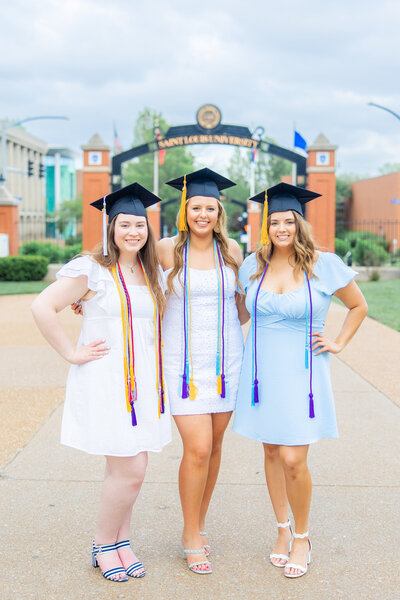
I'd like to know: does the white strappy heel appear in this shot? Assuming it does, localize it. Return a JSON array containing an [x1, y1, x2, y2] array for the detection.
[[200, 531, 210, 556], [284, 531, 312, 578], [269, 520, 293, 567]]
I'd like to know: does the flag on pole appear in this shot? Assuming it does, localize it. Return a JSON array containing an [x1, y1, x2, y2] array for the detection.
[[250, 148, 258, 163], [154, 121, 166, 166], [113, 122, 122, 154], [294, 130, 307, 151]]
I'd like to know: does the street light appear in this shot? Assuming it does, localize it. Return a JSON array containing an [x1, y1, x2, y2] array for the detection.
[[0, 115, 69, 185], [368, 102, 400, 122]]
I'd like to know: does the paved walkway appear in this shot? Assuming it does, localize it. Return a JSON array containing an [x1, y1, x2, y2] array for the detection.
[[1, 295, 399, 600]]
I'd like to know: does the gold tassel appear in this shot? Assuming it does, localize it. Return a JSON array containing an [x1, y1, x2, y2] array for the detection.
[[217, 374, 222, 395], [189, 378, 198, 400], [260, 190, 269, 246], [178, 175, 188, 231]]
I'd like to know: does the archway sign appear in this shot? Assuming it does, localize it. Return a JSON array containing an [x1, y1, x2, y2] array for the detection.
[[81, 106, 336, 253], [111, 105, 307, 250]]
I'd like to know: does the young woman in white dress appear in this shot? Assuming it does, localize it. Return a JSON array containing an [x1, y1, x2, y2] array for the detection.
[[31, 184, 171, 583], [157, 168, 244, 574]]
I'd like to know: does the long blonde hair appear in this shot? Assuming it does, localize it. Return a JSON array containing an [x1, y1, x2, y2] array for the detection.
[[91, 216, 166, 314], [251, 211, 317, 281], [167, 200, 239, 295]]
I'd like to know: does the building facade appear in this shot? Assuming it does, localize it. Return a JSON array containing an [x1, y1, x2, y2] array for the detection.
[[0, 123, 47, 242], [45, 147, 76, 238]]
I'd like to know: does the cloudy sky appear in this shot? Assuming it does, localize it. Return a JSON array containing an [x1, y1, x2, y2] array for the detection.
[[1, 0, 399, 177]]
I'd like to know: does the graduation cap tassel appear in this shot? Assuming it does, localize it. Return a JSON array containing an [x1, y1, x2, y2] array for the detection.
[[178, 175, 188, 232], [102, 196, 108, 256], [260, 191, 269, 246]]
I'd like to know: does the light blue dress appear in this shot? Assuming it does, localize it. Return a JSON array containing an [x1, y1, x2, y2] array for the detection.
[[232, 252, 357, 445]]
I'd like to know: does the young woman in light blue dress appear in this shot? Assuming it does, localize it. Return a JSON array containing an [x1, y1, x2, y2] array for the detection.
[[233, 183, 368, 578]]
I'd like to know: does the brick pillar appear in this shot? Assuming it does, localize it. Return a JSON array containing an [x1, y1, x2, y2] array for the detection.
[[81, 134, 111, 252], [0, 186, 19, 255], [247, 200, 261, 252], [306, 134, 337, 252], [147, 204, 161, 239]]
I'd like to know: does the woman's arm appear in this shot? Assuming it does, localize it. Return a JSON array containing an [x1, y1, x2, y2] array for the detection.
[[156, 237, 175, 271], [31, 276, 109, 364], [236, 293, 250, 325], [312, 280, 368, 355]]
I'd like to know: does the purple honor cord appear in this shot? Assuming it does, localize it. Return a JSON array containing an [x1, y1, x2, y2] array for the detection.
[[181, 242, 189, 398], [306, 272, 315, 418], [252, 264, 269, 405], [215, 242, 226, 398]]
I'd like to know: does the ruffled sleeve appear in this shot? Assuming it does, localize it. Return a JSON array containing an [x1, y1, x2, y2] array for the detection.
[[239, 253, 258, 293], [313, 252, 358, 295], [56, 255, 109, 292]]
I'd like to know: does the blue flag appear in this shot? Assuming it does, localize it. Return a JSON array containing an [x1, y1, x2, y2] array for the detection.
[[294, 130, 307, 151]]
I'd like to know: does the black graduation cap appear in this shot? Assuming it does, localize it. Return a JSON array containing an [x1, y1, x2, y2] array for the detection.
[[90, 182, 162, 255], [250, 182, 321, 217], [166, 167, 236, 200], [91, 182, 161, 221]]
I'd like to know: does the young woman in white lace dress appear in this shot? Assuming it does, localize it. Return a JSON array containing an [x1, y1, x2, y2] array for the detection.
[[32, 184, 171, 583], [157, 168, 244, 574]]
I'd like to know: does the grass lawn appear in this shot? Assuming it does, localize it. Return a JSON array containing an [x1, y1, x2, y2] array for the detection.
[[0, 281, 50, 295], [334, 279, 400, 331]]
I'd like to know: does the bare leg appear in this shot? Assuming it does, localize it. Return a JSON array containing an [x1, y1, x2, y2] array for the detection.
[[174, 414, 213, 571], [95, 453, 148, 579], [263, 443, 292, 566], [279, 445, 312, 576], [199, 411, 232, 544]]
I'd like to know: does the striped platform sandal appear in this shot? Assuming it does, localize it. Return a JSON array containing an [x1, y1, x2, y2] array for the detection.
[[92, 540, 128, 582], [200, 531, 211, 556], [269, 520, 293, 567], [115, 539, 146, 578]]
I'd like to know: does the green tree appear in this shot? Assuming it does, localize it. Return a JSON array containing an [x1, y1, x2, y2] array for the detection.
[[55, 194, 82, 236], [124, 108, 196, 235], [224, 141, 292, 233], [378, 162, 400, 175]]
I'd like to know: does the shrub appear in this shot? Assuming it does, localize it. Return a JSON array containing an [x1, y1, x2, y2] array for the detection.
[[63, 244, 82, 261], [65, 233, 82, 246], [0, 256, 49, 281], [334, 238, 349, 259], [20, 241, 64, 262], [369, 269, 380, 282], [20, 241, 82, 263], [353, 240, 388, 266]]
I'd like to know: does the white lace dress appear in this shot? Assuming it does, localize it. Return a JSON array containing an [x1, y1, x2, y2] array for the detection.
[[56, 256, 171, 456], [162, 267, 244, 415]]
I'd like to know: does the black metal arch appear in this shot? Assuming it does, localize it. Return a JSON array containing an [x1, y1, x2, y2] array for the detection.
[[112, 123, 306, 192]]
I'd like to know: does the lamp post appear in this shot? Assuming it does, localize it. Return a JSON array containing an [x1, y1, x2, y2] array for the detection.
[[368, 102, 400, 122], [0, 116, 69, 185]]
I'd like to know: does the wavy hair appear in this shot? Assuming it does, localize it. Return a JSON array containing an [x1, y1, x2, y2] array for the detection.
[[251, 211, 318, 282], [91, 216, 166, 314], [167, 200, 240, 295]]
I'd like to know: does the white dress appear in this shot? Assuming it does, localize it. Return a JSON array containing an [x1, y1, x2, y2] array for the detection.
[[56, 256, 171, 456], [162, 264, 244, 416]]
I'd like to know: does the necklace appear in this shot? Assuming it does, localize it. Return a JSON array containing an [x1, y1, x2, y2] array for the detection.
[[119, 261, 138, 274]]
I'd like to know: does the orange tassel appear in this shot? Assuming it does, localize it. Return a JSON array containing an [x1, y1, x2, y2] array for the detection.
[[260, 191, 269, 246], [217, 374, 222, 395], [178, 175, 188, 232]]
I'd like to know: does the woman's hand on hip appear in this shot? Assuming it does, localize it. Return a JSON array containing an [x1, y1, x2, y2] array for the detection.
[[68, 339, 110, 364], [311, 332, 343, 355]]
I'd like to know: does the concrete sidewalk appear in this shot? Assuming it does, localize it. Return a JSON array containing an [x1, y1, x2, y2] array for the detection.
[[1, 295, 399, 600]]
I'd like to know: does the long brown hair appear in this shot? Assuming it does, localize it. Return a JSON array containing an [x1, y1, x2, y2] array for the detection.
[[167, 200, 240, 295], [251, 211, 318, 282], [91, 216, 166, 314]]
